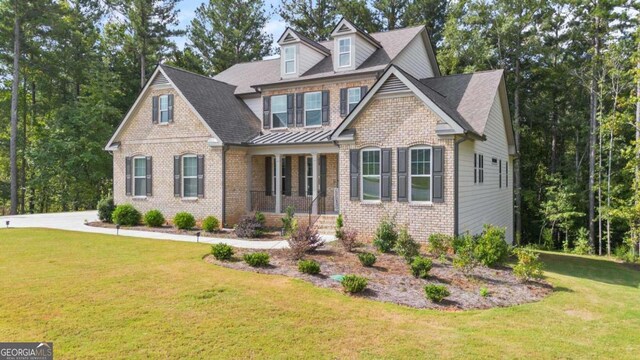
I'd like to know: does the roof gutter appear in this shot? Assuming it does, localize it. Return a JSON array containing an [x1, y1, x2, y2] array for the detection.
[[251, 70, 383, 91], [454, 135, 470, 237]]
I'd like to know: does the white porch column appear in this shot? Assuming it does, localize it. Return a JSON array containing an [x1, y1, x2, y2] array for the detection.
[[245, 154, 252, 212], [275, 154, 282, 213], [311, 152, 318, 215]]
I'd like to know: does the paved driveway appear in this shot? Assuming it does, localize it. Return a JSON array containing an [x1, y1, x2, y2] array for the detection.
[[0, 211, 318, 249]]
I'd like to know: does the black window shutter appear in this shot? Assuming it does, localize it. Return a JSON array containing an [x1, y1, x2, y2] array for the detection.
[[321, 90, 330, 125], [287, 94, 294, 127], [339, 88, 348, 117], [360, 86, 368, 100], [168, 94, 174, 122], [320, 155, 327, 196], [397, 147, 408, 202], [381, 148, 392, 201], [298, 156, 305, 195], [146, 156, 153, 196], [197, 154, 205, 198], [433, 147, 445, 203], [296, 93, 304, 127], [284, 156, 292, 196], [263, 96, 271, 129], [173, 156, 181, 197], [265, 156, 272, 196], [125, 156, 132, 196], [152, 96, 158, 124], [349, 149, 359, 200]]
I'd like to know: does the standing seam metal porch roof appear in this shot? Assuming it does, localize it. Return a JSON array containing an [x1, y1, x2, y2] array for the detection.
[[247, 129, 334, 145]]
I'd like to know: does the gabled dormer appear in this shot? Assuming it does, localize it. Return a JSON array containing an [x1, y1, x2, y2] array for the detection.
[[277, 28, 330, 79], [330, 18, 381, 72]]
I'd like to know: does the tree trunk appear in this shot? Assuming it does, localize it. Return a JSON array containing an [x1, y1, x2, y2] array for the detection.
[[9, 0, 20, 215], [514, 58, 522, 245], [636, 38, 640, 248], [588, 16, 601, 250], [20, 77, 27, 214]]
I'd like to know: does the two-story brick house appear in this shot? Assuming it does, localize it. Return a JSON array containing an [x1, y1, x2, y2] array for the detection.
[[106, 18, 517, 242]]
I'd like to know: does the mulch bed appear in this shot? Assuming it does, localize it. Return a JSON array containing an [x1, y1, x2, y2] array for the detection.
[[86, 221, 287, 241], [205, 242, 553, 310]]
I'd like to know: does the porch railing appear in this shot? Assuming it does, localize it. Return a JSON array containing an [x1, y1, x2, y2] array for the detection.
[[249, 189, 331, 216]]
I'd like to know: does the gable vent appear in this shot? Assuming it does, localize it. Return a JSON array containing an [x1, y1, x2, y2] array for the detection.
[[378, 74, 409, 94], [151, 72, 169, 86], [283, 33, 296, 42], [338, 24, 351, 33]]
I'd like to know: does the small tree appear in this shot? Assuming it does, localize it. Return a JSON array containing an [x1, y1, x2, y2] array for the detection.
[[287, 225, 325, 260], [373, 216, 398, 253]]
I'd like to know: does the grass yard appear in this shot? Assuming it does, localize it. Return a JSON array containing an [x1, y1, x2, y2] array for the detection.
[[1, 229, 639, 359]]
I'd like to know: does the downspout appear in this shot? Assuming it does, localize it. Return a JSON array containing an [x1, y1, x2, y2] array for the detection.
[[221, 145, 229, 226], [454, 135, 470, 237]]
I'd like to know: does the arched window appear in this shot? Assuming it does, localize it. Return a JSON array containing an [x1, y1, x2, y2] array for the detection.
[[409, 146, 432, 202], [361, 148, 381, 201]]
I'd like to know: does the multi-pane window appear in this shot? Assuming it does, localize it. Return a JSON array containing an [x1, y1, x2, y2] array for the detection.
[[306, 156, 314, 196], [499, 159, 502, 188], [506, 161, 509, 187], [271, 157, 286, 194], [474, 153, 484, 184], [361, 149, 381, 201], [339, 38, 351, 67], [410, 148, 432, 202], [271, 95, 287, 128], [133, 157, 146, 196], [304, 92, 322, 127], [182, 155, 197, 198], [159, 95, 169, 123], [347, 87, 361, 113], [284, 46, 296, 74]]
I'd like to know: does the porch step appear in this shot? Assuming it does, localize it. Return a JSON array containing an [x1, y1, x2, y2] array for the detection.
[[313, 214, 338, 236]]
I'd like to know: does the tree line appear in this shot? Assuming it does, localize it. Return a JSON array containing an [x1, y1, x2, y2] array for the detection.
[[1, 0, 639, 256]]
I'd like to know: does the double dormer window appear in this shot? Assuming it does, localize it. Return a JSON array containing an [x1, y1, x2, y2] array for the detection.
[[339, 38, 351, 67], [284, 46, 296, 74]]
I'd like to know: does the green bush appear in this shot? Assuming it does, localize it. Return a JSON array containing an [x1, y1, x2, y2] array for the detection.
[[340, 228, 359, 252], [281, 206, 296, 236], [202, 216, 220, 233], [112, 204, 141, 226], [453, 234, 478, 275], [97, 196, 115, 223], [410, 256, 433, 278], [234, 216, 262, 238], [298, 259, 321, 275], [428, 233, 454, 257], [373, 217, 398, 253], [254, 211, 266, 227], [394, 227, 420, 262], [573, 228, 592, 255], [144, 209, 165, 227], [341, 274, 368, 293], [480, 287, 489, 297], [335, 213, 344, 239], [173, 212, 196, 230], [211, 243, 234, 261], [513, 247, 544, 282], [474, 225, 509, 267], [243, 252, 270, 267], [424, 284, 450, 302], [614, 243, 637, 263], [357, 252, 377, 267]]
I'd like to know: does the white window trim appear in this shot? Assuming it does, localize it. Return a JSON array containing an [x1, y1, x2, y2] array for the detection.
[[133, 156, 147, 198], [409, 146, 433, 204], [305, 156, 314, 197], [271, 95, 288, 129], [338, 38, 351, 67], [304, 92, 322, 128], [347, 87, 361, 113], [159, 95, 169, 123], [283, 45, 296, 74], [360, 148, 381, 203], [182, 154, 198, 199]]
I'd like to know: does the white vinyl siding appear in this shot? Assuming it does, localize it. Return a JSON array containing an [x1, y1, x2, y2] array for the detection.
[[393, 35, 435, 79], [458, 93, 514, 243], [182, 155, 197, 198], [298, 44, 325, 75], [361, 148, 381, 201], [304, 92, 322, 127], [271, 95, 287, 128], [133, 157, 146, 196], [354, 35, 376, 68], [241, 96, 262, 119]]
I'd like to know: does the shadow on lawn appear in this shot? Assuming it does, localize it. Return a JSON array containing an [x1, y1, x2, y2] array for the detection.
[[540, 252, 640, 288]]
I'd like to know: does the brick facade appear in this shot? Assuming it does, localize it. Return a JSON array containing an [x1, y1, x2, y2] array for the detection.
[[338, 95, 456, 242]]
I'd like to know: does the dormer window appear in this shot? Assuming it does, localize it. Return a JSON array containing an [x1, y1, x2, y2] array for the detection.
[[284, 46, 296, 74], [339, 38, 351, 67]]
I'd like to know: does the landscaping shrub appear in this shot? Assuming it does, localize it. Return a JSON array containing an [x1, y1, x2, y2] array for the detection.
[[211, 243, 234, 261], [202, 216, 220, 233], [394, 227, 420, 263], [341, 274, 368, 293], [173, 212, 196, 230], [480, 287, 489, 297], [373, 216, 398, 253], [474, 225, 509, 267], [234, 216, 262, 238], [573, 228, 593, 255], [97, 196, 115, 223], [357, 252, 377, 267], [243, 252, 270, 267], [424, 284, 450, 303], [254, 211, 266, 227], [410, 256, 433, 278], [297, 259, 321, 275], [287, 225, 325, 260], [144, 210, 165, 227], [513, 247, 544, 282], [281, 206, 296, 236], [453, 234, 478, 275], [428, 233, 454, 257], [340, 228, 359, 252], [335, 213, 344, 239], [112, 204, 141, 226]]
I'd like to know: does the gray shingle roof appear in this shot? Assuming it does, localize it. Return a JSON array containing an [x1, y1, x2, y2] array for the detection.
[[214, 26, 425, 95], [160, 64, 261, 144], [287, 28, 331, 54], [248, 129, 333, 145]]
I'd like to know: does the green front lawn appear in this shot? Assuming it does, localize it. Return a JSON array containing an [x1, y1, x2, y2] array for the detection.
[[0, 229, 639, 358]]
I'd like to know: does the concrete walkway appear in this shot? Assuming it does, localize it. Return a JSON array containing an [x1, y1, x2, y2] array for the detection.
[[0, 211, 332, 249]]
